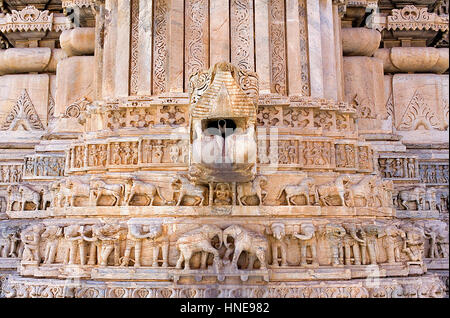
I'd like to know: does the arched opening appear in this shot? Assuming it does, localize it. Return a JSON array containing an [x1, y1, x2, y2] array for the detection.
[[205, 119, 237, 139]]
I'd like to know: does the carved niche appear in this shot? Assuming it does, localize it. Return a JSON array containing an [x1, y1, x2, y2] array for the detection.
[[188, 62, 259, 183]]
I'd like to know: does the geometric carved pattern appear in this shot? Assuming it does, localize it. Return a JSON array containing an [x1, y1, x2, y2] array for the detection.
[[0, 89, 44, 131]]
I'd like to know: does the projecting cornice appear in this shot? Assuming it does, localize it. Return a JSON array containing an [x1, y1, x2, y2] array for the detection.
[[370, 5, 449, 32], [0, 5, 72, 33]]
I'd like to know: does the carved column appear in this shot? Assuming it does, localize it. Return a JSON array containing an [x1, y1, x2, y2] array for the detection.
[[94, 0, 105, 100], [230, 0, 255, 71], [306, 0, 324, 98], [130, 0, 153, 96], [255, 0, 271, 93], [269, 0, 287, 95], [320, 0, 338, 101], [116, 0, 131, 97], [153, 0, 169, 94], [102, 0, 118, 98], [211, 0, 230, 66], [184, 0, 209, 90], [168, 0, 184, 93]]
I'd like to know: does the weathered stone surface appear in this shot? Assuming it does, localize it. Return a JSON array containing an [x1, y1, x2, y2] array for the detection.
[[60, 28, 95, 57], [0, 0, 448, 300], [342, 28, 381, 57]]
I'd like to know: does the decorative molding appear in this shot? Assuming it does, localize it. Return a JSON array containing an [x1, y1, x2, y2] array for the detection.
[[1, 90, 44, 131], [371, 5, 449, 32], [269, 0, 287, 95], [0, 6, 72, 33]]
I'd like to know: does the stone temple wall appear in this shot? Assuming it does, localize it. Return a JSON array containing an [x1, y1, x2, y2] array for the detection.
[[0, 0, 448, 298]]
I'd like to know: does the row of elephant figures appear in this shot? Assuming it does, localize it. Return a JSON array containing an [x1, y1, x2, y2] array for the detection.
[[1, 220, 447, 271], [5, 174, 396, 211]]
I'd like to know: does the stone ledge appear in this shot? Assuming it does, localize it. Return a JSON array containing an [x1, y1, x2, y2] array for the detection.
[[17, 262, 426, 282], [1, 274, 446, 298], [6, 206, 396, 219]]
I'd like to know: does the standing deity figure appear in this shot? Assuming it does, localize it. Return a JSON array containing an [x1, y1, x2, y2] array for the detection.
[[41, 226, 63, 265], [111, 143, 121, 165], [268, 223, 288, 267], [294, 223, 318, 267], [64, 225, 87, 265], [342, 223, 366, 265], [393, 159, 403, 178], [20, 224, 45, 263], [80, 225, 101, 265], [378, 225, 405, 264], [407, 159, 415, 178]]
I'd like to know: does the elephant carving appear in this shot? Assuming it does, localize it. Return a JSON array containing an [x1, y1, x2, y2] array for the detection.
[[323, 224, 346, 266], [176, 225, 223, 270], [294, 223, 318, 266], [223, 225, 269, 271]]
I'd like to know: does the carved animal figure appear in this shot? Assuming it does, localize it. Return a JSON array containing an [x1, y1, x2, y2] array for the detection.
[[6, 185, 22, 211], [90, 180, 124, 206], [223, 225, 269, 270], [294, 223, 318, 266], [277, 178, 317, 206], [397, 187, 426, 210], [423, 188, 438, 210], [171, 176, 208, 206], [323, 224, 346, 266], [316, 175, 351, 207], [40, 187, 53, 210], [346, 175, 377, 207], [65, 178, 91, 207], [268, 223, 288, 267], [124, 179, 165, 206], [237, 175, 267, 206], [175, 225, 223, 270], [19, 185, 40, 211]]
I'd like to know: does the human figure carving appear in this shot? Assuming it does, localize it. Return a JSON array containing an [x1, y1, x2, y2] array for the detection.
[[41, 226, 63, 265], [20, 224, 44, 263], [64, 225, 87, 265]]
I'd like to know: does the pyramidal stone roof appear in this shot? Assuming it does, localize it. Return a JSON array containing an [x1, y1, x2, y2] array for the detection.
[[191, 64, 257, 123]]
